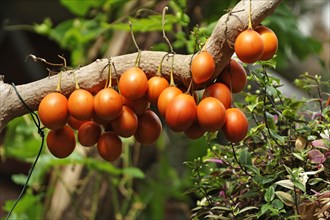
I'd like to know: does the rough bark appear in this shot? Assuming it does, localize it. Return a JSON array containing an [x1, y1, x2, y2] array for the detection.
[[0, 0, 283, 132]]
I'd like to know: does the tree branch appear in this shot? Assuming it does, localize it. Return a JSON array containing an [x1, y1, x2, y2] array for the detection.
[[0, 0, 282, 132]]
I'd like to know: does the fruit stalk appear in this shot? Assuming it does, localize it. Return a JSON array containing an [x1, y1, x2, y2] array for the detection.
[[129, 21, 141, 67], [248, 0, 253, 29]]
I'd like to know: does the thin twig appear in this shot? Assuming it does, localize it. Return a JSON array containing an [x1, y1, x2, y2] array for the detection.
[[6, 84, 45, 220], [25, 54, 64, 67], [230, 143, 253, 178], [162, 7, 174, 54], [129, 21, 141, 67]]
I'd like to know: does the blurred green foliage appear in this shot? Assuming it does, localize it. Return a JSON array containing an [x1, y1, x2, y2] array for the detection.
[[262, 3, 322, 68], [32, 0, 322, 69], [2, 190, 43, 220], [3, 115, 45, 160]]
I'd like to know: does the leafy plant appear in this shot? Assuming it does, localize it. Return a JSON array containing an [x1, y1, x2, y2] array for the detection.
[[186, 62, 330, 219]]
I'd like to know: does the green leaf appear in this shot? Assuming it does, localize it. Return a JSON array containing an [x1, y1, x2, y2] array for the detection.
[[322, 106, 330, 117], [308, 178, 323, 185], [269, 129, 286, 145], [47, 17, 104, 55], [260, 204, 273, 215], [238, 189, 260, 200], [288, 100, 303, 109], [283, 165, 294, 176], [275, 191, 294, 207], [293, 180, 306, 192], [122, 167, 145, 179], [244, 165, 266, 184], [60, 0, 103, 16], [246, 101, 263, 112], [105, 15, 179, 32], [3, 115, 44, 160], [12, 174, 28, 186], [286, 215, 302, 219], [258, 58, 277, 69], [193, 208, 210, 219], [292, 152, 305, 161], [271, 199, 284, 209], [211, 206, 231, 211], [239, 149, 252, 166], [244, 165, 261, 176], [237, 206, 258, 214], [245, 94, 257, 104], [205, 215, 231, 220], [265, 112, 276, 130], [264, 186, 275, 203], [169, 0, 187, 13], [282, 109, 295, 118], [34, 18, 52, 35], [206, 131, 218, 142], [37, 154, 122, 176], [2, 190, 43, 219], [248, 124, 266, 135], [275, 179, 294, 190], [266, 85, 279, 97], [71, 47, 86, 66], [261, 175, 279, 185], [49, 19, 74, 47], [84, 158, 121, 175]]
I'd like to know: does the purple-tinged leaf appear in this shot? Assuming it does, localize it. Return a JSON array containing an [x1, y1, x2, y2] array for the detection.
[[307, 149, 326, 164], [311, 139, 327, 150], [206, 158, 224, 164]]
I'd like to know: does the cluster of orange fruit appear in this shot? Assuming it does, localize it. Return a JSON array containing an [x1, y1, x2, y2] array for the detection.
[[37, 25, 277, 162], [189, 53, 249, 142], [235, 25, 278, 63], [38, 66, 163, 162]]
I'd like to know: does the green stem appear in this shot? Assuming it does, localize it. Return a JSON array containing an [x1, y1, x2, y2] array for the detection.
[[89, 174, 101, 220], [186, 79, 193, 94], [194, 159, 213, 206], [169, 54, 175, 86], [207, 139, 236, 171], [56, 72, 62, 92], [292, 185, 300, 220], [112, 61, 120, 88], [108, 59, 113, 88], [230, 143, 253, 178], [162, 7, 174, 53], [315, 77, 324, 119], [156, 53, 168, 77], [72, 71, 80, 90], [129, 21, 141, 67], [120, 141, 133, 216], [110, 178, 123, 220], [4, 24, 35, 32], [248, 0, 253, 29]]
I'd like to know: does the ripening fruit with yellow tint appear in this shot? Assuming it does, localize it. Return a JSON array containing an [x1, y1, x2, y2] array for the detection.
[[255, 25, 278, 60], [234, 29, 264, 63], [191, 51, 215, 84]]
